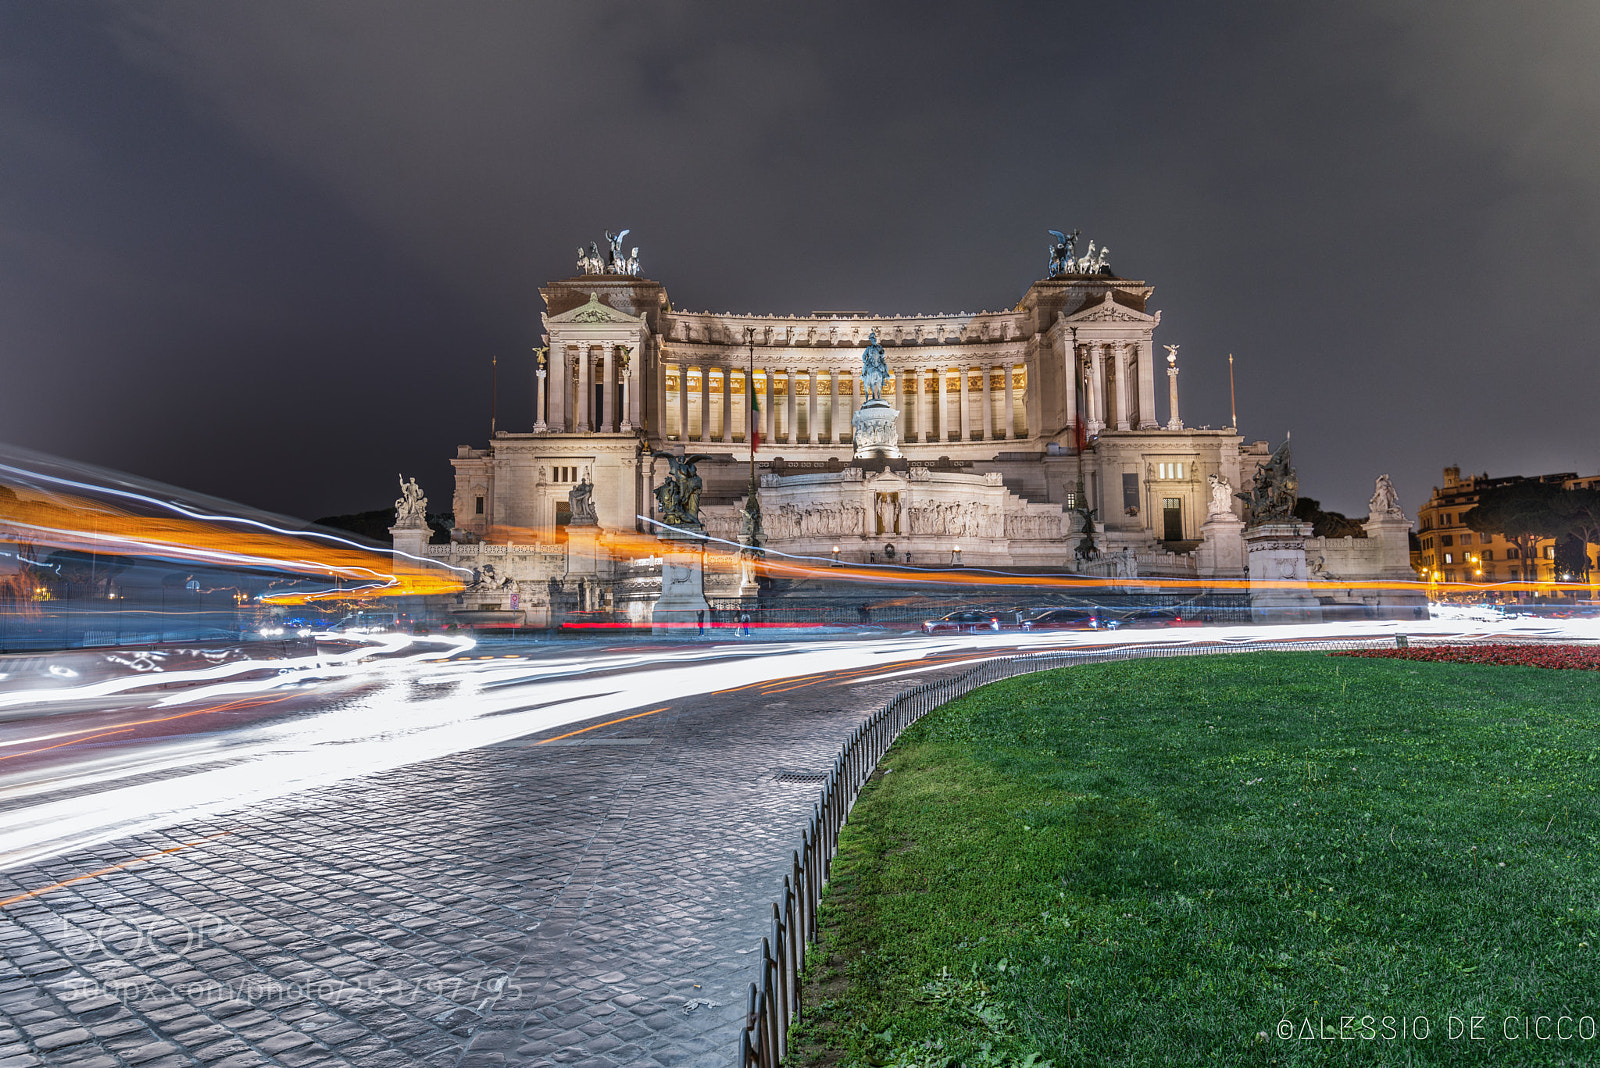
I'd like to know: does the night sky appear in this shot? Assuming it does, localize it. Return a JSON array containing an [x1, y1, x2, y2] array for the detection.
[[3, 2, 1597, 522]]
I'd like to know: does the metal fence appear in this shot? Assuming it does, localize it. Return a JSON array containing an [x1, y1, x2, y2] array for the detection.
[[735, 632, 1567, 1066]]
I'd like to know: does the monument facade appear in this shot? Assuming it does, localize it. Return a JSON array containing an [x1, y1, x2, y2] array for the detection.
[[451, 231, 1251, 561], [421, 231, 1422, 625]]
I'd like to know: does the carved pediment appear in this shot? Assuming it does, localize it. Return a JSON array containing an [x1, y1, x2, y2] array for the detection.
[[1063, 290, 1155, 325], [547, 292, 645, 326]]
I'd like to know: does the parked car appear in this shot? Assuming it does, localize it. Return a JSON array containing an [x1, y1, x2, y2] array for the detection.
[[922, 610, 1002, 634], [1020, 608, 1101, 631]]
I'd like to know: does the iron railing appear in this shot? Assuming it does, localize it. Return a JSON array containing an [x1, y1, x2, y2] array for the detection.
[[735, 632, 1575, 1065]]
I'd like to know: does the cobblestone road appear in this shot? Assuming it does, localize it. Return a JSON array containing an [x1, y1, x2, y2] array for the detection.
[[0, 656, 975, 1067]]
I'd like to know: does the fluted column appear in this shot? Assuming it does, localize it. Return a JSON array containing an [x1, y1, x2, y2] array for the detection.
[[653, 354, 666, 436], [1139, 340, 1159, 428], [913, 367, 927, 442], [898, 370, 911, 439], [1088, 344, 1106, 432], [830, 369, 842, 444], [1112, 341, 1130, 431], [577, 348, 592, 431], [763, 369, 775, 443], [808, 369, 819, 443], [549, 347, 569, 431], [784, 370, 796, 443], [619, 348, 634, 431], [698, 365, 711, 443], [959, 364, 970, 441], [981, 362, 994, 440], [1167, 353, 1184, 430], [721, 365, 732, 441], [845, 368, 859, 443], [617, 351, 630, 431], [600, 345, 615, 432], [1002, 360, 1017, 439], [533, 362, 547, 432], [677, 363, 690, 442], [936, 364, 948, 441]]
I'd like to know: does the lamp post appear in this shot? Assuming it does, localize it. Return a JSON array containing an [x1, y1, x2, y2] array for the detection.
[[832, 545, 840, 566], [951, 545, 962, 567]]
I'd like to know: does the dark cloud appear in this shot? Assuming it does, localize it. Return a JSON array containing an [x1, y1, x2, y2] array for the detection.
[[2, 1, 1596, 518]]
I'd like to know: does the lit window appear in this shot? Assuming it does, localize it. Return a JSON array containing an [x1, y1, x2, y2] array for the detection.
[[1156, 462, 1185, 479], [1444, 553, 1453, 564]]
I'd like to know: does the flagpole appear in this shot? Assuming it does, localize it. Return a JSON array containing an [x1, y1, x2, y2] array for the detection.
[[747, 328, 756, 488], [1228, 353, 1237, 430]]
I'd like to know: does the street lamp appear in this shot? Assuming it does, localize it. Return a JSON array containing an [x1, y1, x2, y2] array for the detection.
[[832, 545, 840, 566], [951, 545, 962, 566]]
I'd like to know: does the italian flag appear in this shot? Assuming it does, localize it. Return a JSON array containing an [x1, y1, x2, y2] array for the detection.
[[750, 388, 762, 453]]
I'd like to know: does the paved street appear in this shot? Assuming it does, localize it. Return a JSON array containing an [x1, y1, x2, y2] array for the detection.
[[0, 639, 985, 1068], [0, 615, 1573, 1067]]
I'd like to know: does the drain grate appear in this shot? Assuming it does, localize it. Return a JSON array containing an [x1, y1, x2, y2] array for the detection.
[[774, 770, 829, 784]]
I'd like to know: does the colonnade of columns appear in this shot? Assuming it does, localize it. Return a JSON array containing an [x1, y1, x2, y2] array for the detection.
[[653, 361, 1028, 445], [534, 341, 637, 433], [1073, 340, 1155, 434]]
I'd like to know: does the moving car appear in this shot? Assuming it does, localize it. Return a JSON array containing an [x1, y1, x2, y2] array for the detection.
[[1104, 607, 1202, 629], [921, 610, 1002, 634], [1020, 608, 1101, 631]]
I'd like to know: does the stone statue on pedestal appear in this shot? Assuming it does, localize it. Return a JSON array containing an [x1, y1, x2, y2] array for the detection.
[[852, 330, 902, 459], [653, 453, 707, 532], [738, 492, 765, 548], [568, 473, 598, 526], [1236, 439, 1298, 525], [860, 330, 889, 401], [1369, 473, 1404, 519], [1073, 505, 1099, 560], [394, 475, 428, 529], [1207, 473, 1234, 516]]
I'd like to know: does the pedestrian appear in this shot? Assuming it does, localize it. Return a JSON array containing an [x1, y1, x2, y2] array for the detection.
[[738, 610, 751, 637], [696, 609, 705, 635]]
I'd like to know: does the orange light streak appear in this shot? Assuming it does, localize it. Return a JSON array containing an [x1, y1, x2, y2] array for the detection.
[[534, 706, 670, 743], [1, 482, 461, 602], [0, 832, 233, 910], [0, 696, 295, 760]]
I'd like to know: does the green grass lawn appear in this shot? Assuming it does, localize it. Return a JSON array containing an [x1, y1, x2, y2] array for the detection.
[[787, 653, 1600, 1067]]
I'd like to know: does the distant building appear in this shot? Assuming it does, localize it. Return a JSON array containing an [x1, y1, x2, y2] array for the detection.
[[1412, 465, 1600, 596]]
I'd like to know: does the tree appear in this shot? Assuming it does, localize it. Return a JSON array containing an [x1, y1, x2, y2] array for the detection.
[[1553, 534, 1591, 582], [1463, 482, 1568, 586], [1292, 496, 1367, 539], [1555, 486, 1600, 580]]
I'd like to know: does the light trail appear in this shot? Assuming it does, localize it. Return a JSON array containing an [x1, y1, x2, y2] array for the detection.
[[632, 515, 1596, 598], [0, 452, 466, 605], [3, 614, 1598, 874]]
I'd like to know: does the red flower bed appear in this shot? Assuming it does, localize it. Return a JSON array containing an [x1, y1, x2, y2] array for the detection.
[[1334, 643, 1600, 672]]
